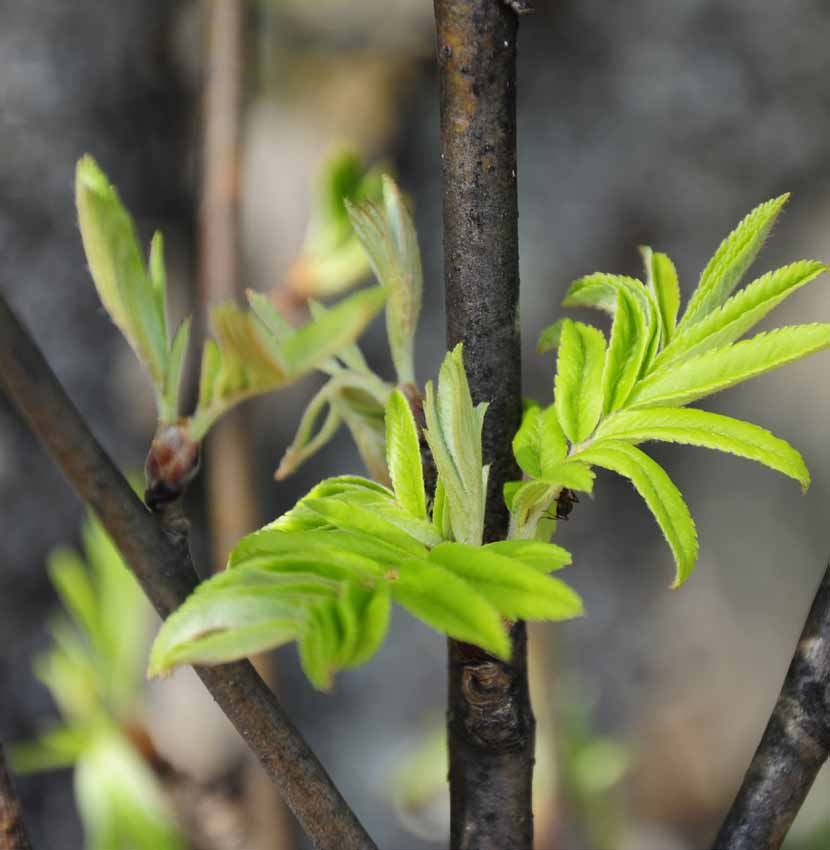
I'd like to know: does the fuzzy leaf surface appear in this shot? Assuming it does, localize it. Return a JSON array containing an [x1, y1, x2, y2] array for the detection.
[[595, 407, 810, 490], [554, 319, 606, 442], [385, 389, 426, 519]]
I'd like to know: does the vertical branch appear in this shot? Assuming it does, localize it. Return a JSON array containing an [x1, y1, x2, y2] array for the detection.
[[433, 2, 532, 848], [712, 563, 830, 850], [200, 0, 259, 565], [0, 745, 33, 850]]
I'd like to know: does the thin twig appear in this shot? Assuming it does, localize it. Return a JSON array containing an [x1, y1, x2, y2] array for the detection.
[[0, 745, 32, 850], [712, 562, 830, 850], [0, 293, 377, 850], [433, 1, 532, 848]]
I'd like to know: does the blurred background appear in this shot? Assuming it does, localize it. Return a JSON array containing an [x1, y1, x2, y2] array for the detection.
[[1, 1, 830, 848]]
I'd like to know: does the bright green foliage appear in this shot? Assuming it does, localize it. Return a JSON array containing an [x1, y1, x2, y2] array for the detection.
[[422, 344, 489, 546], [290, 148, 385, 298], [554, 320, 606, 442], [76, 156, 188, 423], [347, 175, 423, 384], [188, 286, 386, 440], [519, 196, 828, 585], [12, 513, 183, 850], [575, 441, 698, 587], [149, 348, 582, 689], [678, 194, 789, 330], [640, 246, 680, 342]]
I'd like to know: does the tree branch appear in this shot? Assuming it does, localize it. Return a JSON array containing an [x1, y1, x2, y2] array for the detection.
[[712, 562, 830, 850], [0, 293, 377, 850], [0, 744, 32, 850], [433, 2, 532, 848]]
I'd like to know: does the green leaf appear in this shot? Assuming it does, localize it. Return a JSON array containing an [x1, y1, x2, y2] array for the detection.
[[483, 540, 572, 572], [160, 318, 191, 424], [512, 404, 567, 480], [554, 320, 606, 443], [390, 559, 510, 659], [594, 406, 810, 491], [540, 461, 596, 493], [347, 176, 423, 383], [302, 498, 428, 558], [345, 583, 391, 668], [628, 324, 830, 409], [652, 260, 827, 371], [422, 345, 488, 545], [76, 156, 168, 390], [602, 285, 649, 412], [640, 246, 680, 343], [148, 231, 169, 346], [537, 319, 565, 353], [429, 543, 583, 621], [385, 389, 426, 519], [679, 195, 789, 330], [574, 440, 698, 587], [278, 286, 386, 375]]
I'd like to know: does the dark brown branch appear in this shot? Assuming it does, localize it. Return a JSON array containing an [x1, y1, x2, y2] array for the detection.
[[433, 2, 532, 848], [0, 745, 32, 850], [712, 563, 830, 850], [0, 293, 377, 850]]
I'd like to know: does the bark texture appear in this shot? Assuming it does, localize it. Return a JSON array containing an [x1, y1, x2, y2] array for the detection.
[[712, 563, 830, 850], [433, 2, 532, 848], [0, 746, 31, 850]]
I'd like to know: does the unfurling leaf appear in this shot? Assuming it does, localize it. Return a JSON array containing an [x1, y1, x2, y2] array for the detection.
[[385, 389, 427, 519], [574, 440, 698, 587], [347, 176, 423, 384], [640, 246, 680, 343], [678, 194, 789, 330], [602, 285, 649, 412], [595, 407, 810, 491], [554, 320, 606, 443], [512, 403, 567, 479], [423, 345, 488, 545]]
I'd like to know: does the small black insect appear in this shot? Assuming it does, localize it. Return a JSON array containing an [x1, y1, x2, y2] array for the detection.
[[554, 488, 579, 521]]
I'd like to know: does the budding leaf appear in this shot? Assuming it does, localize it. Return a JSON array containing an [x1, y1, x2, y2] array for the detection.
[[640, 246, 680, 343], [554, 319, 606, 443], [385, 389, 427, 519]]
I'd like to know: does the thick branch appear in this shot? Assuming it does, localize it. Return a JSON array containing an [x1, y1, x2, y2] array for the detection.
[[0, 293, 376, 850], [0, 745, 32, 850], [434, 2, 532, 848], [712, 563, 830, 850]]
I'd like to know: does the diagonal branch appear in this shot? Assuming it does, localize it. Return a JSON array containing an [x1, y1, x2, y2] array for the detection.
[[0, 744, 32, 850], [0, 292, 376, 850], [712, 562, 830, 850]]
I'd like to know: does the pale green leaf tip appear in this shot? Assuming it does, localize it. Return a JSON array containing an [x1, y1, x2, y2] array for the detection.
[[75, 154, 110, 195]]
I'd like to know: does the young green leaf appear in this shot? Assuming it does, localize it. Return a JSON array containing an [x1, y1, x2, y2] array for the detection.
[[482, 540, 572, 572], [640, 246, 680, 343], [385, 389, 426, 519], [390, 559, 511, 659], [537, 319, 565, 353], [512, 404, 567, 479], [554, 319, 606, 443], [602, 285, 649, 412], [160, 318, 191, 423], [678, 195, 789, 330], [422, 345, 487, 545], [652, 260, 827, 372], [347, 176, 423, 384], [429, 543, 583, 621], [594, 406, 810, 491], [574, 440, 698, 587], [628, 324, 830, 409], [76, 157, 167, 385], [344, 583, 391, 668]]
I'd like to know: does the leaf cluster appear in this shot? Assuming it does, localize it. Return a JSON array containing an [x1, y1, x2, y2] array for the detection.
[[149, 349, 582, 689], [527, 196, 828, 585]]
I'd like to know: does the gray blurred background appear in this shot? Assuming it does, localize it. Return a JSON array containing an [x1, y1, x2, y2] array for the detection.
[[1, 1, 829, 848]]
